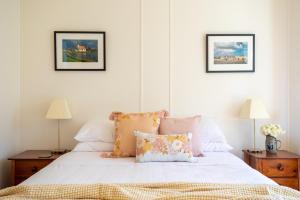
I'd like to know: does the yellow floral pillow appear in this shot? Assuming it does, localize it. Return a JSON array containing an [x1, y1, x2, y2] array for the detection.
[[134, 131, 194, 162], [107, 111, 168, 157]]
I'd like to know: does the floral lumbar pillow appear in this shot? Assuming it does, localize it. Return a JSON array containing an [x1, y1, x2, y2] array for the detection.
[[134, 131, 194, 162]]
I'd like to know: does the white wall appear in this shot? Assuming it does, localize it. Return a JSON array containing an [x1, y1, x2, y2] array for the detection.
[[20, 0, 141, 150], [20, 0, 290, 157], [0, 0, 20, 188], [172, 0, 289, 155], [289, 0, 300, 154]]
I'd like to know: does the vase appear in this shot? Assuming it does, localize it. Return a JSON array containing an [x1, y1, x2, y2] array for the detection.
[[265, 135, 281, 154]]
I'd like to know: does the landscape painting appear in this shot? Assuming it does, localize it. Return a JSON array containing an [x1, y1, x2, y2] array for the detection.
[[214, 42, 248, 64], [206, 34, 255, 73], [55, 31, 106, 71], [62, 39, 98, 62]]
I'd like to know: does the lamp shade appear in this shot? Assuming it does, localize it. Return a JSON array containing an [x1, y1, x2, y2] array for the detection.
[[46, 98, 72, 119], [240, 98, 270, 119]]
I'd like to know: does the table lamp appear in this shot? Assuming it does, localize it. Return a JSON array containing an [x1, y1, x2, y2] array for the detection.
[[46, 98, 72, 154], [240, 98, 270, 153]]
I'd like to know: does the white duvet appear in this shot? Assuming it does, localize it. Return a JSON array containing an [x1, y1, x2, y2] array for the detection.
[[23, 152, 276, 185]]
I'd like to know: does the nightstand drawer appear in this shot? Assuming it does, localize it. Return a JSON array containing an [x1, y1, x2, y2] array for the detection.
[[272, 178, 299, 190], [262, 159, 298, 177], [9, 150, 65, 186], [243, 150, 300, 191], [15, 160, 52, 176]]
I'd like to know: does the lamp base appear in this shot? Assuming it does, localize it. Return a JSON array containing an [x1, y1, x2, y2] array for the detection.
[[247, 149, 263, 154], [51, 149, 67, 155]]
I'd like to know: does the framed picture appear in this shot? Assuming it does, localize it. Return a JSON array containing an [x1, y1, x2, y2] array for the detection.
[[206, 34, 255, 73], [54, 31, 106, 71]]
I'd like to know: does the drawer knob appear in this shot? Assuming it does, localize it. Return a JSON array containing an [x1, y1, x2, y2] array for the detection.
[[31, 166, 38, 173], [277, 163, 284, 171]]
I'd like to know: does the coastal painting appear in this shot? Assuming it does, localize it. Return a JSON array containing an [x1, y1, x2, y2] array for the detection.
[[55, 31, 106, 71], [206, 34, 255, 73], [214, 42, 248, 65], [62, 39, 98, 62]]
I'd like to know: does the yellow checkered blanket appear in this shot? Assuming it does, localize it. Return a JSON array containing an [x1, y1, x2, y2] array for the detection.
[[0, 183, 300, 200]]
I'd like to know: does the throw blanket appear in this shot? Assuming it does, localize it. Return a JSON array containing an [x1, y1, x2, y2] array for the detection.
[[0, 183, 300, 200]]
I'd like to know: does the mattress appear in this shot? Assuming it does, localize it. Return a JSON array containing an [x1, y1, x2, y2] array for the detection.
[[22, 151, 276, 185]]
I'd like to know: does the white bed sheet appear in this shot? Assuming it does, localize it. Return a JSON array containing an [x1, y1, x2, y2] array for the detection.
[[22, 152, 276, 185]]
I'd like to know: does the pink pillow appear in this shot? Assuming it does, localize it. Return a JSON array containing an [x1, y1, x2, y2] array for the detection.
[[159, 116, 203, 156]]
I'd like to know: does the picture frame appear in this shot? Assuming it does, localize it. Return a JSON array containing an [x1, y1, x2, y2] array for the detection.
[[54, 31, 106, 71], [206, 34, 255, 73]]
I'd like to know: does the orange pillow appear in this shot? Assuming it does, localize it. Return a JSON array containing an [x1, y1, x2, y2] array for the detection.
[[110, 110, 169, 157]]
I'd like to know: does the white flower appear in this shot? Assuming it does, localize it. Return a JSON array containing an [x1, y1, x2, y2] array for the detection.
[[261, 124, 285, 138], [172, 140, 183, 151]]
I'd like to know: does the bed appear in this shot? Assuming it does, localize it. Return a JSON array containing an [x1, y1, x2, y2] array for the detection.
[[1, 114, 300, 199], [2, 151, 300, 199], [22, 151, 275, 185]]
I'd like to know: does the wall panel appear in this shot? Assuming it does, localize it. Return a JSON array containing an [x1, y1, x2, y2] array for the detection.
[[172, 0, 289, 155], [20, 0, 141, 150], [141, 0, 170, 112], [289, 0, 300, 154], [0, 0, 20, 188], [20, 0, 290, 157]]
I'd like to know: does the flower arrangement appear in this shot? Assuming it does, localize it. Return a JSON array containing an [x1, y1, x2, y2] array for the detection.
[[261, 124, 285, 138]]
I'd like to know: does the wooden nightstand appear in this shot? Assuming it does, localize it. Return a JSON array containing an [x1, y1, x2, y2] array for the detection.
[[8, 150, 65, 185], [243, 150, 300, 190]]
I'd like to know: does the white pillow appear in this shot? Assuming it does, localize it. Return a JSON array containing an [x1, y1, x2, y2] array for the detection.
[[198, 117, 227, 144], [74, 120, 114, 143], [202, 142, 233, 152], [73, 142, 114, 152]]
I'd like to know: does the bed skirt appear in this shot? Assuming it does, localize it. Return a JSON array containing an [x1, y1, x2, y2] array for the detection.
[[0, 182, 300, 200]]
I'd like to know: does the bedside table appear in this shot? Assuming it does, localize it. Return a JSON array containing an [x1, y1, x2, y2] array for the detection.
[[243, 150, 300, 190], [8, 150, 64, 185]]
